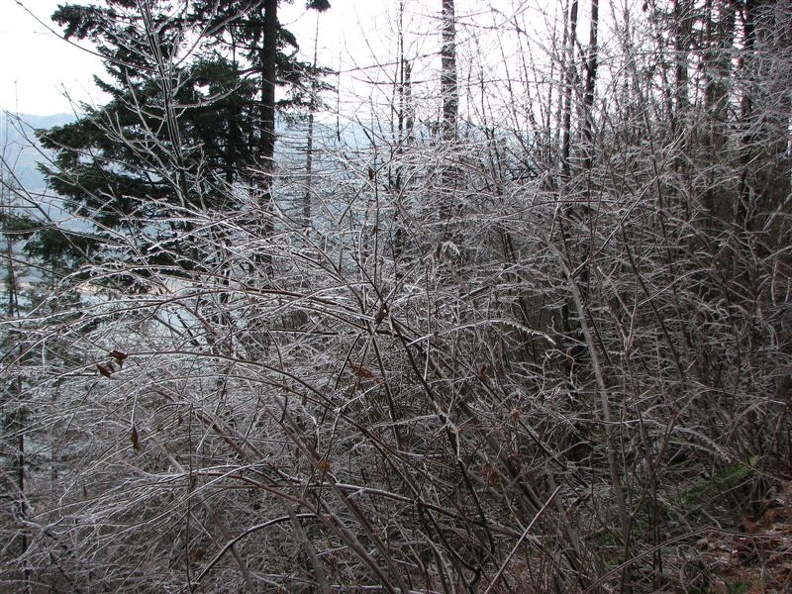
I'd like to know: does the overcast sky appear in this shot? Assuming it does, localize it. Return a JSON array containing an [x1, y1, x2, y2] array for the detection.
[[0, 0, 427, 116], [1, 0, 100, 115], [0, 1, 564, 118]]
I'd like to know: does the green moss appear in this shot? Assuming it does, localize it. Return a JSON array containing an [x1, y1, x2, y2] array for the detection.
[[678, 456, 760, 507]]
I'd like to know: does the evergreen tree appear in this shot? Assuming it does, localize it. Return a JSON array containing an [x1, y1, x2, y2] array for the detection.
[[186, 0, 331, 250], [36, 0, 330, 282]]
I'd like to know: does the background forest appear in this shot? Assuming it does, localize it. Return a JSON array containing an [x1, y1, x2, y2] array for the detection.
[[1, 0, 791, 592]]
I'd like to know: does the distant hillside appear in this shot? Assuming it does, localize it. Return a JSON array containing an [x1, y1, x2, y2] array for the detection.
[[1, 112, 76, 194], [0, 110, 418, 204]]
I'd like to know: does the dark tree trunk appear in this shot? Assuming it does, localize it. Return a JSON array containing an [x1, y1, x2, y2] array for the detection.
[[440, 0, 457, 142], [260, 0, 278, 174], [582, 0, 598, 170], [561, 0, 578, 179], [440, 0, 459, 231], [255, 0, 277, 269]]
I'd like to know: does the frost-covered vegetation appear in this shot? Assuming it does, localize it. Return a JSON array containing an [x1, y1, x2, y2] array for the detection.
[[2, 1, 791, 592]]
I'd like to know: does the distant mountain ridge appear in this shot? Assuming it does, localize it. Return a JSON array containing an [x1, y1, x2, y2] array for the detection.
[[1, 112, 77, 193], [1, 111, 364, 198]]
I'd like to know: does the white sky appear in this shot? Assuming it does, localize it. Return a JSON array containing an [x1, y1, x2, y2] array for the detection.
[[0, 1, 571, 118], [1, 0, 104, 115], [0, 0, 419, 116]]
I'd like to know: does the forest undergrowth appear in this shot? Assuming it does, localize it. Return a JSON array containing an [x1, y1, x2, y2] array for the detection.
[[2, 0, 791, 592]]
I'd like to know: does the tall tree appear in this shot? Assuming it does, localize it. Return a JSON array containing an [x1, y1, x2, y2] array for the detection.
[[735, 0, 792, 237], [188, 1, 330, 224], [561, 0, 579, 179], [439, 0, 458, 230], [440, 0, 458, 143], [701, 0, 737, 223], [37, 0, 330, 281]]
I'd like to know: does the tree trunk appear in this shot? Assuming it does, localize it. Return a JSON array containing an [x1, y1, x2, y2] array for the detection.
[[440, 0, 457, 142], [561, 0, 578, 179], [736, 0, 792, 236], [440, 0, 458, 230], [260, 0, 277, 174], [258, 0, 278, 245], [701, 0, 736, 223], [582, 0, 599, 170], [673, 0, 692, 126]]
